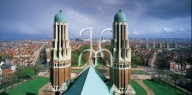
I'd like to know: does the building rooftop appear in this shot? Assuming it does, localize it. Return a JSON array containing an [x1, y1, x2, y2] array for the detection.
[[2, 68, 13, 74], [64, 65, 113, 95]]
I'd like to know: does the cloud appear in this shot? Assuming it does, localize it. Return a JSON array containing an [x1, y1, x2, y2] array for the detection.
[[142, 0, 191, 19], [16, 23, 37, 34], [180, 27, 185, 32], [102, 0, 123, 5], [132, 31, 145, 35], [0, 0, 191, 39], [97, 5, 101, 11], [161, 27, 174, 33]]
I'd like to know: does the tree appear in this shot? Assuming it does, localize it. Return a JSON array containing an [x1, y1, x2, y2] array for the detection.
[[14, 67, 36, 79], [71, 53, 79, 66], [131, 55, 142, 65], [0, 55, 6, 62], [71, 45, 90, 66], [151, 76, 162, 82], [31, 66, 40, 75], [23, 67, 35, 78], [155, 53, 163, 67]]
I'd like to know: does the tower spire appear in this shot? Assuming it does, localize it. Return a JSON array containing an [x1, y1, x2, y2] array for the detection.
[[50, 10, 71, 94], [110, 10, 135, 95]]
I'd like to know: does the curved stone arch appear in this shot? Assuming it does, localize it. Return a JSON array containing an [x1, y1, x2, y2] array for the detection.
[[99, 28, 112, 58], [98, 28, 113, 67], [79, 27, 94, 61]]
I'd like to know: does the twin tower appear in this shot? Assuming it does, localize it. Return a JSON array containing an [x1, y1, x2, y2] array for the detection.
[[49, 10, 133, 95]]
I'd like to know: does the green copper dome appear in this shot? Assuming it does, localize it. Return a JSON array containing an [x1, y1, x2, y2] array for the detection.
[[114, 10, 126, 22], [54, 10, 67, 22]]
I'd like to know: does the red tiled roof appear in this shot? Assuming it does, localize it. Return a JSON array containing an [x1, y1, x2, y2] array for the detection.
[[2, 68, 13, 75]]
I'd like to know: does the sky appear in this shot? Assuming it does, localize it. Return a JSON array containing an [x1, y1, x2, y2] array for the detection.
[[0, 0, 191, 40]]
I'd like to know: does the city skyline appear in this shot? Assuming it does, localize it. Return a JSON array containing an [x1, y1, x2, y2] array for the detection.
[[0, 0, 191, 40]]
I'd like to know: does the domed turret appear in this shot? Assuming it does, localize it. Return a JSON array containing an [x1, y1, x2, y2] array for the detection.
[[54, 10, 67, 22], [114, 10, 126, 22]]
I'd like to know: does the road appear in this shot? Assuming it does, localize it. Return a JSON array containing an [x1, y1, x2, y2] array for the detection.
[[35, 45, 45, 64]]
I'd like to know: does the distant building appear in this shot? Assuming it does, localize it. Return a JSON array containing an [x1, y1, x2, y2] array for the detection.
[[158, 43, 162, 48], [170, 62, 191, 71], [75, 38, 83, 42], [2, 68, 13, 83], [170, 61, 177, 71], [166, 43, 169, 49], [146, 43, 149, 49], [174, 43, 177, 48], [0, 61, 4, 66], [11, 65, 16, 72], [153, 41, 155, 48]]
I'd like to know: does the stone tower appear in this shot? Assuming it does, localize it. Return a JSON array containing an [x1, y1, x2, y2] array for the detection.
[[110, 10, 135, 95], [50, 10, 71, 93]]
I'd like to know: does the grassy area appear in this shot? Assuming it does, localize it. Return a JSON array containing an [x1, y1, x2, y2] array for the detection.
[[131, 70, 147, 74], [95, 58, 102, 68], [71, 69, 82, 73], [0, 77, 49, 95], [143, 80, 190, 95], [98, 69, 107, 73], [131, 80, 147, 95], [73, 61, 86, 67], [132, 63, 138, 68]]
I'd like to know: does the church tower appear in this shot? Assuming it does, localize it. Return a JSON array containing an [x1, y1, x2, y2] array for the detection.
[[110, 10, 135, 95], [50, 10, 71, 93]]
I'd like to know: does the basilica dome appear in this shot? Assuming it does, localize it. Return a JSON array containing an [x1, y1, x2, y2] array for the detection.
[[114, 10, 126, 22], [54, 10, 67, 22]]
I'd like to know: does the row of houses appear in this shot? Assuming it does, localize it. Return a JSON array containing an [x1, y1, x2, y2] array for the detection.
[[170, 61, 191, 71], [0, 41, 46, 67]]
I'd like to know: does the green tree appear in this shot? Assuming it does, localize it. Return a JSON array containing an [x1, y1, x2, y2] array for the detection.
[[132, 55, 142, 65], [0, 55, 6, 62], [151, 76, 162, 82], [31, 66, 40, 75], [14, 67, 36, 79], [71, 53, 79, 66], [155, 53, 162, 67], [71, 45, 90, 66], [23, 67, 35, 78]]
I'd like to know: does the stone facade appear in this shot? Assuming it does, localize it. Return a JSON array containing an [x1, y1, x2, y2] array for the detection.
[[110, 20, 135, 94], [49, 20, 71, 94]]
